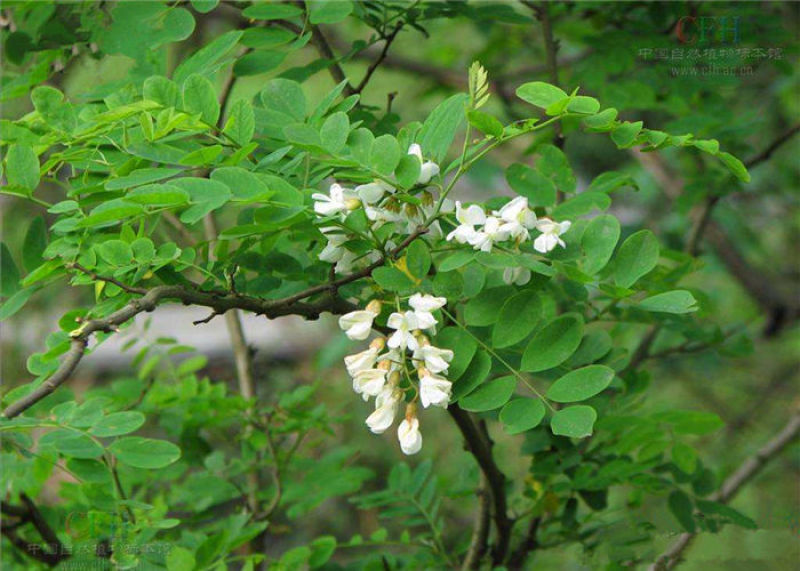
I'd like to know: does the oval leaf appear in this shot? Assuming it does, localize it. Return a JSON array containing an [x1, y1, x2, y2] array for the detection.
[[550, 405, 597, 438], [500, 398, 545, 434], [546, 365, 614, 403], [521, 313, 584, 372]]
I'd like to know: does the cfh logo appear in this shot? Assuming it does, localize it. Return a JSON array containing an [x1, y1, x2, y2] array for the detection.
[[676, 16, 742, 45]]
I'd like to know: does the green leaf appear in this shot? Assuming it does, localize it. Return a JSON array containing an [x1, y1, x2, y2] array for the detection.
[[260, 78, 306, 121], [39, 429, 104, 459], [173, 30, 243, 85], [587, 171, 636, 193], [308, 0, 353, 24], [109, 437, 181, 469], [106, 168, 183, 190], [143, 76, 180, 108], [438, 251, 474, 272], [536, 144, 576, 192], [372, 266, 414, 292], [320, 111, 349, 154], [581, 214, 620, 275], [550, 405, 597, 438], [671, 442, 697, 475], [516, 82, 569, 109], [96, 240, 133, 266], [521, 313, 584, 372], [183, 74, 220, 125], [500, 398, 545, 434], [211, 167, 273, 200], [434, 327, 477, 381], [463, 286, 514, 326], [406, 240, 431, 279], [552, 191, 610, 218], [191, 0, 218, 13], [78, 201, 144, 228], [611, 121, 643, 148], [417, 93, 468, 163], [546, 365, 614, 403], [370, 134, 401, 176], [394, 154, 421, 189], [614, 230, 659, 288], [652, 410, 724, 435], [308, 535, 337, 568], [453, 350, 491, 400], [505, 163, 557, 207], [460, 375, 516, 412], [22, 217, 48, 273], [583, 108, 618, 129], [638, 290, 698, 314], [492, 290, 541, 348], [567, 95, 600, 114], [0, 287, 34, 320], [467, 110, 504, 137], [1, 243, 20, 297], [717, 151, 750, 182], [178, 144, 223, 166], [5, 144, 40, 190], [127, 183, 191, 206], [172, 178, 232, 224], [233, 50, 287, 76], [242, 27, 296, 49], [668, 490, 696, 532], [89, 411, 146, 437], [167, 547, 196, 571], [695, 500, 757, 530], [223, 99, 255, 145]]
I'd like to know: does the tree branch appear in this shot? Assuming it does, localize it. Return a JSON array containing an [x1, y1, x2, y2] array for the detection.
[[461, 472, 490, 570], [744, 123, 800, 169], [651, 409, 800, 570], [1, 494, 69, 567], [353, 22, 404, 95], [448, 404, 512, 565]]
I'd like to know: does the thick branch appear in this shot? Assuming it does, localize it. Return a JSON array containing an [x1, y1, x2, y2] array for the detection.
[[651, 409, 800, 570], [1, 494, 69, 567], [448, 404, 512, 564]]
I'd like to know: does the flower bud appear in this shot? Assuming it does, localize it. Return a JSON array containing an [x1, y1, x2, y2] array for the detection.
[[421, 191, 434, 207], [377, 360, 392, 371], [417, 367, 430, 379], [369, 337, 386, 351], [366, 299, 382, 315], [345, 198, 362, 211], [388, 371, 401, 386]]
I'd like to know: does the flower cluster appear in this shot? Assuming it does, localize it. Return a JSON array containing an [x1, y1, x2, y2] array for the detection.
[[446, 196, 571, 284], [313, 144, 447, 274], [338, 294, 454, 455]]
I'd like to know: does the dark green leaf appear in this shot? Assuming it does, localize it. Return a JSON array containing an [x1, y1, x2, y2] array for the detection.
[[521, 313, 584, 372], [550, 405, 597, 438], [546, 365, 614, 403], [109, 437, 181, 469], [500, 398, 545, 434], [460, 375, 516, 412]]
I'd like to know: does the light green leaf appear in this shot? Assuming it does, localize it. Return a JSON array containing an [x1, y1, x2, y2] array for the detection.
[[370, 134, 401, 176], [260, 78, 306, 121], [143, 76, 180, 108], [308, 0, 353, 24], [89, 411, 146, 437], [536, 144, 576, 192], [96, 240, 133, 266], [672, 442, 698, 474], [105, 168, 182, 190], [546, 365, 614, 403], [40, 429, 104, 459], [717, 151, 750, 182], [320, 111, 349, 154], [614, 229, 659, 288], [233, 50, 287, 76], [567, 95, 600, 114], [405, 240, 431, 279], [550, 405, 597, 438], [521, 313, 584, 372], [166, 547, 196, 571], [500, 398, 545, 434], [505, 163, 556, 207], [127, 183, 191, 206], [223, 99, 255, 145], [611, 121, 643, 148], [417, 93, 468, 163], [394, 154, 421, 189], [467, 110, 504, 137], [581, 214, 620, 275], [5, 144, 40, 190], [516, 81, 569, 109], [182, 74, 220, 125], [109, 437, 181, 469], [1, 243, 20, 297], [638, 290, 698, 314], [173, 30, 243, 84], [243, 3, 303, 20]]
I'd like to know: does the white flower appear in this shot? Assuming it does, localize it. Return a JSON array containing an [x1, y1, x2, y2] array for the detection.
[[334, 249, 358, 274], [446, 201, 486, 244], [353, 368, 387, 401], [339, 308, 378, 340], [378, 348, 404, 373], [408, 143, 440, 185], [503, 266, 532, 286], [495, 196, 537, 241], [387, 310, 420, 351], [397, 415, 423, 455], [356, 180, 395, 204], [533, 218, 571, 253], [313, 183, 356, 217], [344, 346, 380, 377], [408, 293, 446, 331], [318, 228, 347, 263], [419, 371, 452, 408], [366, 386, 401, 434], [413, 344, 454, 374], [468, 216, 509, 252]]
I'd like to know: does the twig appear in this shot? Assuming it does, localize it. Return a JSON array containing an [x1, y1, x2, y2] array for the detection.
[[1, 494, 69, 566], [448, 404, 512, 565], [67, 262, 147, 295], [528, 1, 564, 150], [650, 409, 800, 570], [461, 472, 490, 570], [744, 123, 800, 168], [353, 23, 404, 94], [295, 1, 355, 96], [508, 516, 541, 568]]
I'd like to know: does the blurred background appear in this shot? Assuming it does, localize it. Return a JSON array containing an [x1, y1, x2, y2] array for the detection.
[[2, 1, 798, 568]]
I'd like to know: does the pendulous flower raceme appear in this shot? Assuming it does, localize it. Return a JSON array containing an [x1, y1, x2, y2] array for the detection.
[[312, 144, 450, 275], [338, 294, 453, 455], [446, 195, 572, 283]]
